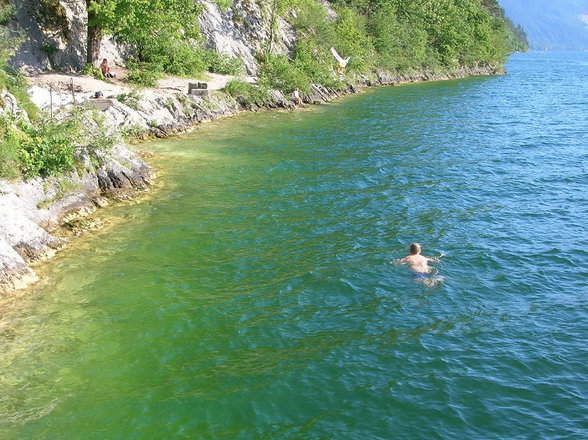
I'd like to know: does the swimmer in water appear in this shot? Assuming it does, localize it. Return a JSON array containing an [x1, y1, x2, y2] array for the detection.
[[392, 243, 444, 286]]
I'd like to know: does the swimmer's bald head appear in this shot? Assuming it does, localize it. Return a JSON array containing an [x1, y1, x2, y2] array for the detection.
[[409, 243, 421, 255]]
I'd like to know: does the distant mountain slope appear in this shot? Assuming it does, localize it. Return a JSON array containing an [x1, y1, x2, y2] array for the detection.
[[498, 0, 588, 50]]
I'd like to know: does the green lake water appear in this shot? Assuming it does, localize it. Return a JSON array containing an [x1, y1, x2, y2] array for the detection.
[[1, 51, 587, 439]]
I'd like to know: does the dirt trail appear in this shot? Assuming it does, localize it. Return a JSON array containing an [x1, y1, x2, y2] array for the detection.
[[27, 71, 255, 95], [25, 70, 256, 111]]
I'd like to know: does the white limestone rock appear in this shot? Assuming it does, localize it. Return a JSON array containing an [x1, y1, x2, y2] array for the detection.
[[198, 0, 296, 75], [0, 237, 39, 294]]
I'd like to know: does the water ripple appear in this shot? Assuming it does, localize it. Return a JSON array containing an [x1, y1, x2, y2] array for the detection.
[[2, 52, 588, 439]]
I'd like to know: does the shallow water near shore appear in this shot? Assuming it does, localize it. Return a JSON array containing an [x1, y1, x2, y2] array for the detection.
[[2, 52, 588, 439]]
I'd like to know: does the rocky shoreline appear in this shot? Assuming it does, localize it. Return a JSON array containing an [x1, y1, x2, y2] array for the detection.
[[0, 63, 503, 295], [0, 143, 152, 294]]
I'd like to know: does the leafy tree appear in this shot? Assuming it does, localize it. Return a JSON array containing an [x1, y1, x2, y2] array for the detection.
[[86, 0, 202, 67], [332, 6, 374, 72]]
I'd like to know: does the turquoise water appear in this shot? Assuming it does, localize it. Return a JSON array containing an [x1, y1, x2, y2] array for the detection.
[[1, 52, 587, 439]]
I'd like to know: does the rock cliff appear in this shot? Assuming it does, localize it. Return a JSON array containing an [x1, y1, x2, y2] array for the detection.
[[9, 0, 296, 75], [10, 0, 127, 73], [198, 0, 296, 74]]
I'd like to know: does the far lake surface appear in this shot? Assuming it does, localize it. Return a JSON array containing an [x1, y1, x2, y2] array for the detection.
[[1, 51, 587, 439]]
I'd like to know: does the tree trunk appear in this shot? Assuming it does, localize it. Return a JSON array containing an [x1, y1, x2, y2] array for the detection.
[[267, 0, 278, 54], [86, 2, 102, 65]]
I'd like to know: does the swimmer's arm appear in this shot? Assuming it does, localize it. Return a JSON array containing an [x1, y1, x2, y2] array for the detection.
[[425, 255, 442, 263], [391, 257, 407, 265]]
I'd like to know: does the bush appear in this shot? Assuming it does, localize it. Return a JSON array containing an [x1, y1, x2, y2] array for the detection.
[[214, 0, 232, 11], [222, 79, 270, 107], [0, 104, 120, 180], [17, 119, 80, 178], [0, 119, 20, 179], [126, 66, 161, 87], [0, 69, 40, 121], [292, 41, 343, 89], [258, 54, 312, 94], [155, 43, 208, 77], [0, 4, 15, 26], [134, 37, 208, 78], [332, 6, 375, 73], [116, 88, 142, 110], [0, 17, 39, 121], [82, 63, 106, 81], [206, 51, 243, 75]]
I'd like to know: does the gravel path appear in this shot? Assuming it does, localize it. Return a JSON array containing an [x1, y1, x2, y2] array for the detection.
[[26, 71, 256, 111], [27, 71, 255, 94]]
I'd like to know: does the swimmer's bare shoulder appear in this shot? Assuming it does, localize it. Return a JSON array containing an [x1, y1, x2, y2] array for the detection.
[[390, 243, 442, 270]]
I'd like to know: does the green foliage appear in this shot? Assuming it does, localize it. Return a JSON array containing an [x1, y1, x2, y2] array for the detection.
[[81, 0, 521, 95], [332, 6, 374, 72], [265, 0, 302, 53], [0, 2, 14, 25], [259, 0, 373, 92], [263, 0, 516, 92], [0, 3, 121, 181], [126, 64, 162, 87], [82, 63, 106, 81], [0, 5, 41, 124], [503, 18, 529, 52], [124, 48, 243, 85], [213, 0, 233, 11], [282, 0, 520, 85], [254, 0, 525, 95], [206, 51, 243, 75], [18, 118, 80, 178], [292, 40, 342, 89], [116, 88, 142, 110], [88, 0, 205, 77], [119, 124, 145, 141], [0, 105, 118, 180], [222, 79, 250, 96], [0, 115, 20, 179], [258, 54, 313, 93], [0, 136, 20, 179], [134, 40, 208, 78], [222, 79, 270, 107], [0, 68, 41, 121]]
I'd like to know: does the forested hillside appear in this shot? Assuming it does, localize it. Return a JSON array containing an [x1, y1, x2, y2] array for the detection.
[[5, 0, 527, 89], [499, 0, 588, 50], [81, 0, 528, 90]]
